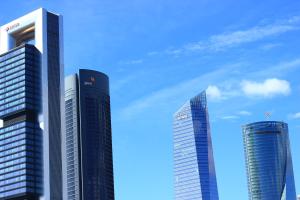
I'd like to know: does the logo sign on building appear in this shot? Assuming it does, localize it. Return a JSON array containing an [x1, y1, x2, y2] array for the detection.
[[6, 23, 20, 32], [84, 77, 96, 86], [176, 112, 188, 120]]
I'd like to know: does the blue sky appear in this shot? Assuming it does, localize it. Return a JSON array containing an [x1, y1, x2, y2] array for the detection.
[[1, 0, 300, 199]]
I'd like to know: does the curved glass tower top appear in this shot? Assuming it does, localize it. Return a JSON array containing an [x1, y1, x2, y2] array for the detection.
[[243, 121, 296, 200], [65, 69, 115, 200], [173, 91, 219, 200]]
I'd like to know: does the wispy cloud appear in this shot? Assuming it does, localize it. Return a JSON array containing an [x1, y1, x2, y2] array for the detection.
[[150, 15, 300, 57], [241, 78, 291, 98], [288, 112, 300, 119], [260, 43, 282, 51], [256, 58, 300, 77], [238, 110, 252, 116], [119, 64, 239, 119], [220, 110, 252, 121], [220, 115, 239, 120], [119, 59, 144, 65], [119, 57, 300, 120], [111, 75, 137, 92]]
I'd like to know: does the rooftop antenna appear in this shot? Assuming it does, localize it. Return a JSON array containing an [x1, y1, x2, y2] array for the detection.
[[265, 111, 272, 120]]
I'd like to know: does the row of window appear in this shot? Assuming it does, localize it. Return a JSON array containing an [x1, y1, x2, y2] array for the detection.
[[0, 175, 34, 188], [0, 168, 42, 182], [0, 54, 25, 68], [0, 48, 25, 63], [0, 140, 28, 153], [0, 50, 37, 70], [0, 59, 25, 75], [0, 187, 42, 198], [0, 68, 37, 86], [0, 157, 27, 170], [0, 103, 34, 117], [0, 98, 25, 111], [0, 146, 26, 160], [0, 81, 25, 95], [0, 151, 26, 164], [0, 70, 26, 85], [0, 92, 25, 107], [0, 122, 26, 134], [0, 130, 38, 148], [0, 90, 40, 109], [0, 180, 38, 193], [0, 163, 26, 175], [0, 75, 25, 90], [0, 86, 25, 101], [0, 127, 26, 141], [0, 187, 26, 198]]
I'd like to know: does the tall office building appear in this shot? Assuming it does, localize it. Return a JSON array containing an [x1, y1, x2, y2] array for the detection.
[[65, 69, 114, 200], [0, 8, 64, 199], [173, 91, 219, 200], [243, 121, 296, 200]]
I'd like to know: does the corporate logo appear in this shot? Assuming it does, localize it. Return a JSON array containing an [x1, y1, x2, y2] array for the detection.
[[6, 23, 20, 32], [84, 77, 96, 86], [176, 112, 188, 120]]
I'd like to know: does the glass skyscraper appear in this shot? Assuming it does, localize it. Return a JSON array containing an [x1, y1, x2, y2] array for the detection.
[[65, 69, 115, 200], [173, 91, 219, 200], [0, 8, 64, 199], [243, 121, 297, 200]]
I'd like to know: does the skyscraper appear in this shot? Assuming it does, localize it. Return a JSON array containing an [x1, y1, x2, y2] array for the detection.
[[173, 91, 219, 200], [243, 121, 296, 200], [0, 8, 64, 199], [65, 69, 114, 200]]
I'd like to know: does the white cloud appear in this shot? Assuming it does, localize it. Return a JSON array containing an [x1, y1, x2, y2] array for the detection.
[[205, 24, 297, 51], [149, 15, 300, 57], [206, 85, 222, 101], [118, 57, 300, 120], [238, 111, 252, 116], [221, 115, 239, 120], [241, 78, 291, 98], [289, 112, 300, 119], [119, 65, 238, 119], [119, 59, 143, 65], [260, 43, 282, 51]]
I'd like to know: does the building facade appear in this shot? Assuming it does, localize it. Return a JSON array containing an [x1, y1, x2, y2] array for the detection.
[[0, 8, 64, 199], [173, 91, 219, 200], [65, 69, 114, 200], [243, 121, 296, 200]]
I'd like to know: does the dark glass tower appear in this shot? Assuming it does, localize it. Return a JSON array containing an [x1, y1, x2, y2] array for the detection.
[[0, 44, 42, 199], [173, 91, 219, 200], [0, 8, 64, 200], [65, 69, 114, 200], [243, 121, 296, 200]]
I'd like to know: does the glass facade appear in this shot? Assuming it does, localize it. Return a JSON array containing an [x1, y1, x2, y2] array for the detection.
[[0, 8, 64, 200], [243, 121, 297, 200], [65, 75, 81, 200], [0, 45, 42, 199], [173, 91, 219, 200], [64, 69, 115, 200]]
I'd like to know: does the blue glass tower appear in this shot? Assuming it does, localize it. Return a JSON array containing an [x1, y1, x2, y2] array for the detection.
[[0, 45, 42, 199], [173, 91, 219, 200], [243, 121, 297, 200], [0, 9, 64, 199]]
